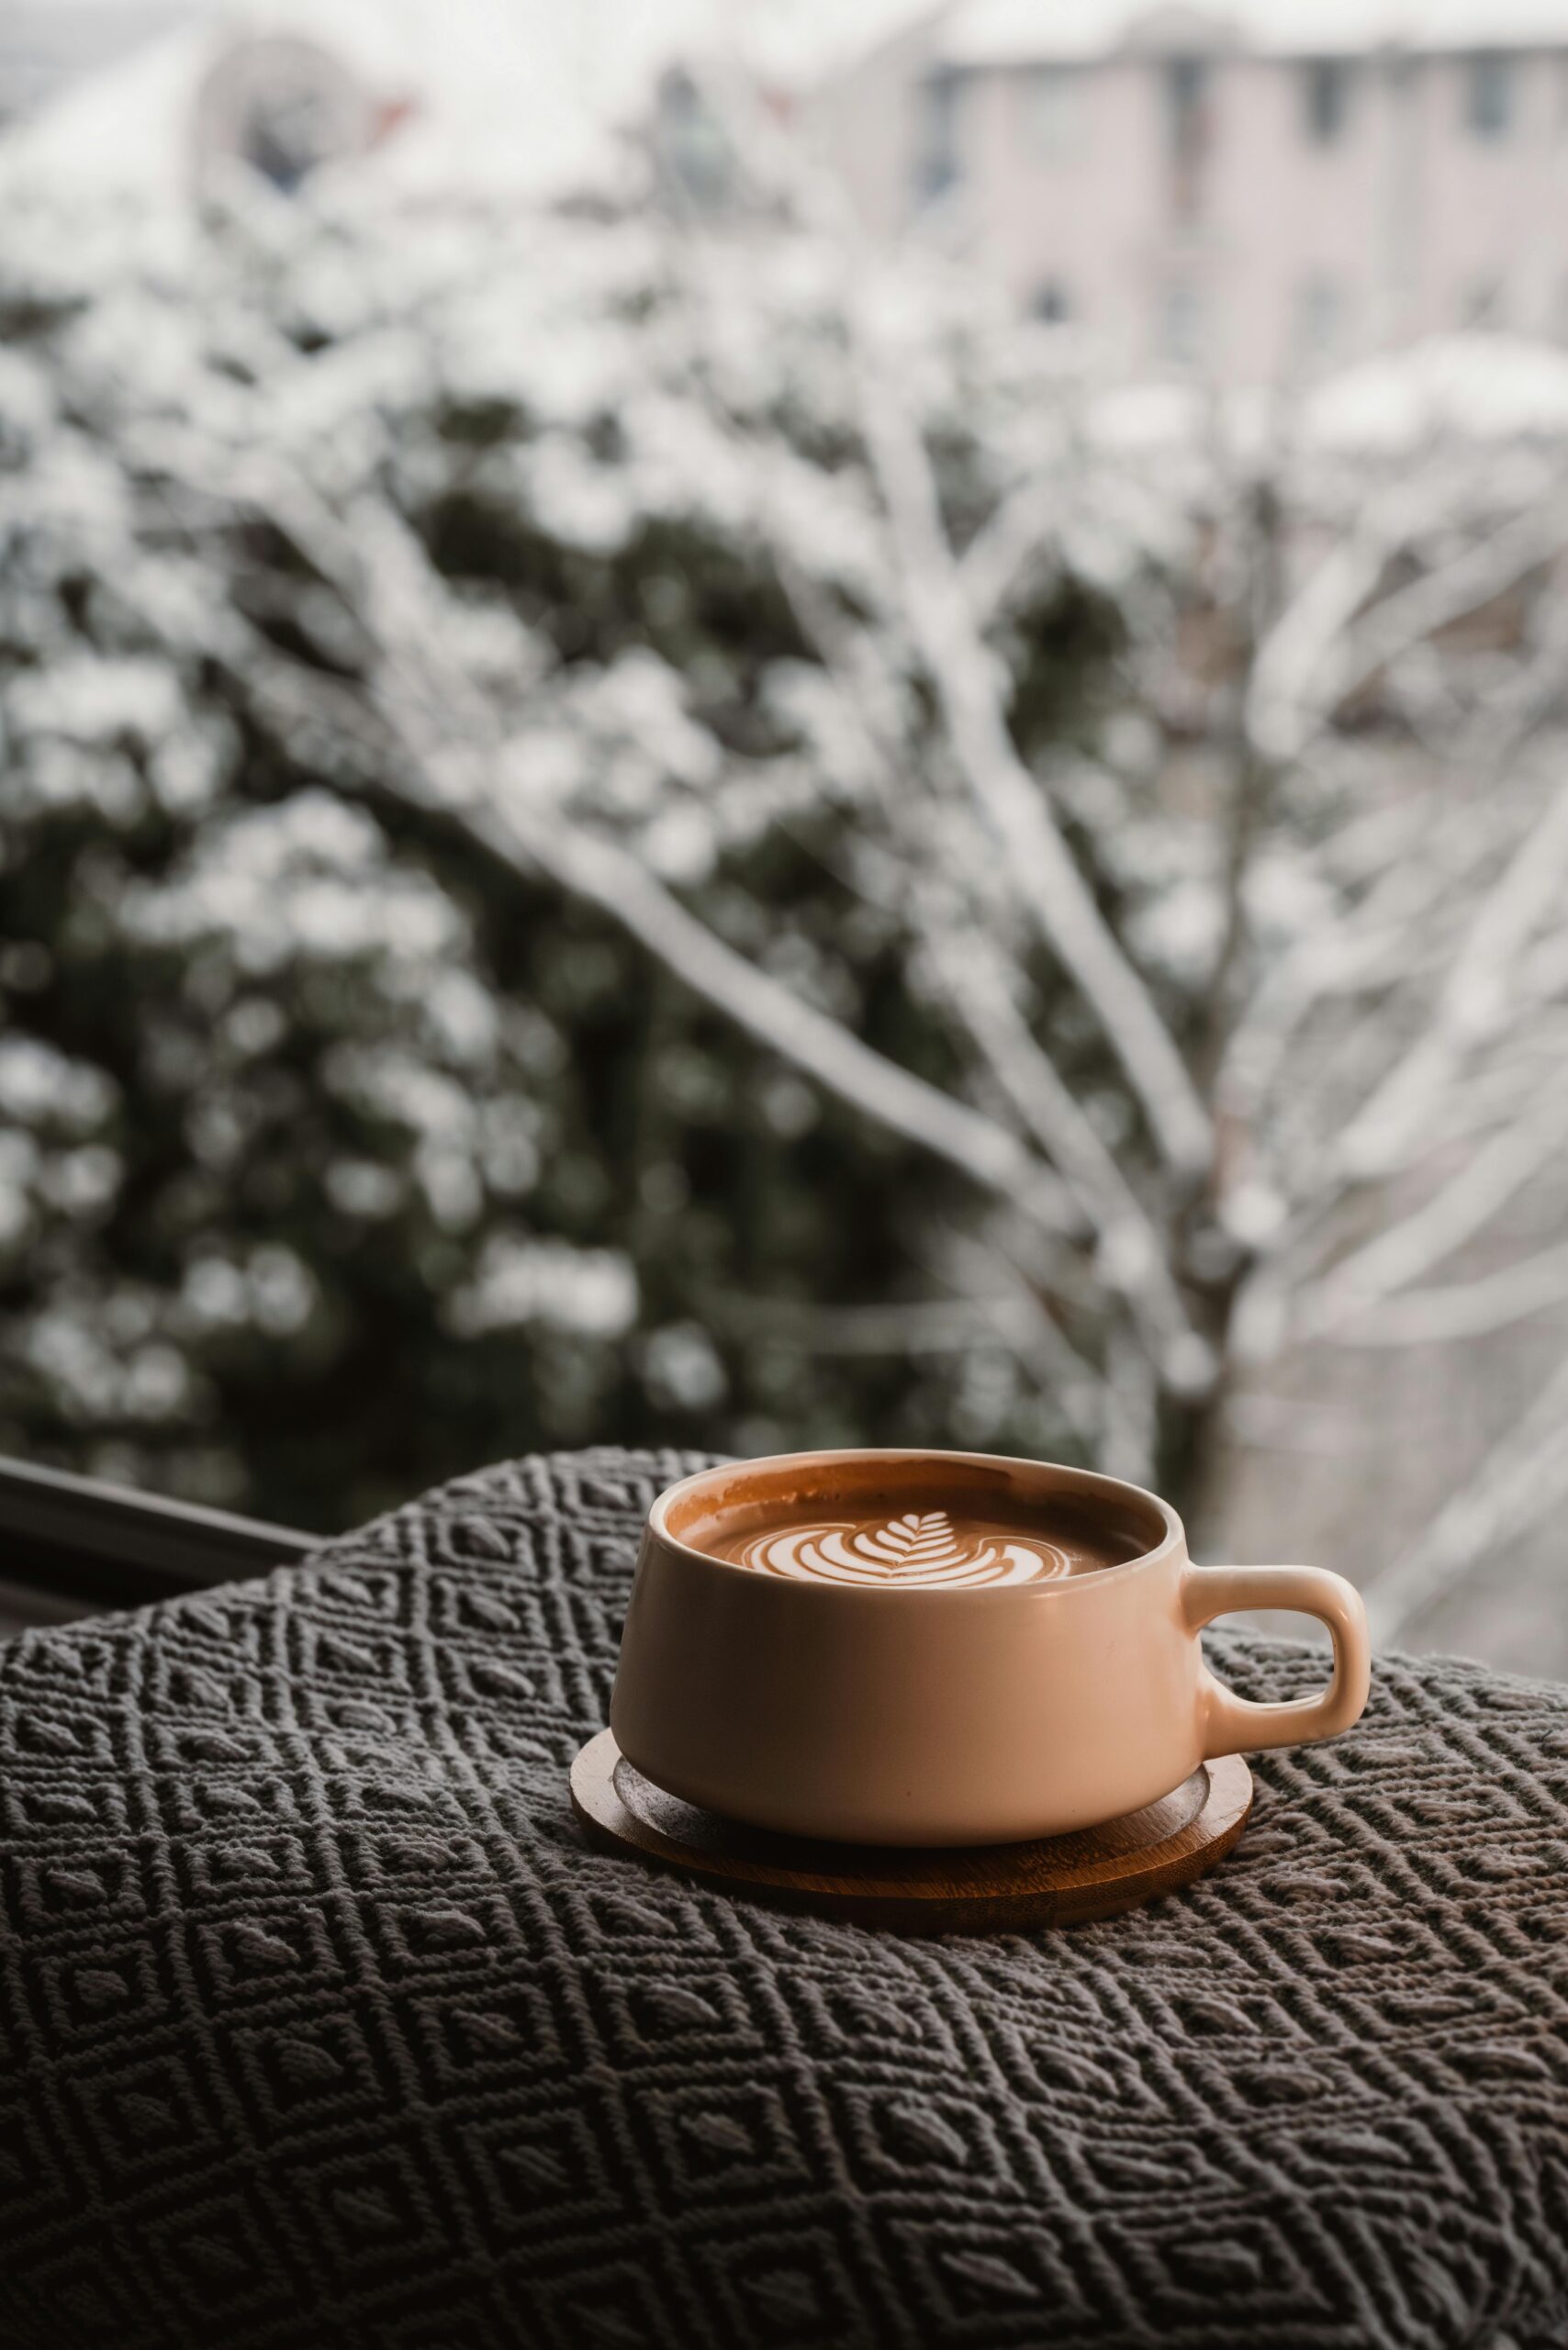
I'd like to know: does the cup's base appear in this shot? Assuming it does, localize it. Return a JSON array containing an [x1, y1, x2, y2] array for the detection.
[[568, 1730, 1252, 1934]]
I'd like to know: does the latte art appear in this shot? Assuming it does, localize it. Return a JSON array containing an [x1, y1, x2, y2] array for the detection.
[[735, 1509, 1072, 1589]]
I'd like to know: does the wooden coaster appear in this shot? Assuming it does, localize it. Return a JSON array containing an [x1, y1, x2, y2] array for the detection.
[[570, 1731, 1252, 1934]]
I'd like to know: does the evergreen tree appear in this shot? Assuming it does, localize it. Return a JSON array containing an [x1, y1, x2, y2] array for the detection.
[[0, 181, 1133, 1528]]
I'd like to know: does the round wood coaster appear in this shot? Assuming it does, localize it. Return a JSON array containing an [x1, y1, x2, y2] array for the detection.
[[569, 1732, 1252, 1934]]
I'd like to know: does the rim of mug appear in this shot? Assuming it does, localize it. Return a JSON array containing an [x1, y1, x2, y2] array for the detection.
[[647, 1448, 1183, 1592]]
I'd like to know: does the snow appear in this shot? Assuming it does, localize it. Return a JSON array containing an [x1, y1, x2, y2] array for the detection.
[[21, 1311, 196, 1422], [179, 1245, 317, 1335], [121, 795, 468, 977], [642, 1320, 726, 1408], [8, 655, 184, 750], [1305, 336, 1568, 453], [0, 1038, 118, 1135], [443, 1235, 639, 1339], [1080, 336, 1568, 459], [1089, 380, 1208, 453]]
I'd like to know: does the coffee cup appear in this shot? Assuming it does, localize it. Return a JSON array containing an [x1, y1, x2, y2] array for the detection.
[[610, 1449, 1370, 1845]]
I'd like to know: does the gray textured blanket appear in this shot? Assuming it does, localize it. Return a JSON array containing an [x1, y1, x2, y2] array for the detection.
[[1, 1448, 1565, 2349]]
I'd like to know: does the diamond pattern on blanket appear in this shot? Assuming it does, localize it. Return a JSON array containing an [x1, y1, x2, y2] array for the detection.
[[2, 1446, 1567, 2350]]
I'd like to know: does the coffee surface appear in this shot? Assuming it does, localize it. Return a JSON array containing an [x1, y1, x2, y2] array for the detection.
[[703, 1505, 1123, 1588]]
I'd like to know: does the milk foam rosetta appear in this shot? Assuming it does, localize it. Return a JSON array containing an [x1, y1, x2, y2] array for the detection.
[[733, 1508, 1075, 1589]]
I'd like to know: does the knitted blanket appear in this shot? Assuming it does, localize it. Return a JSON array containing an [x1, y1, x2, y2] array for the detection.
[[1, 1447, 1565, 2350]]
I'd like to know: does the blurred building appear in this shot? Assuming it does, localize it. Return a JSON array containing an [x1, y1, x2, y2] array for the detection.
[[0, 0, 700, 207], [15, 1, 1568, 388], [813, 2, 1568, 380]]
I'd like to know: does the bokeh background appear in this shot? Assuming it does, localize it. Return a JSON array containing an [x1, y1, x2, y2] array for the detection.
[[4, 0, 1568, 1673]]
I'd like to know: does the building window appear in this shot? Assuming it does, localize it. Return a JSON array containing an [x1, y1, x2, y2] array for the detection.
[[1165, 56, 1211, 218], [1026, 66, 1083, 160], [1303, 58, 1351, 144], [914, 71, 964, 203], [1033, 279, 1072, 323], [654, 69, 731, 209], [1462, 274, 1506, 329], [1162, 279, 1204, 364], [1465, 53, 1513, 140], [1295, 274, 1345, 364]]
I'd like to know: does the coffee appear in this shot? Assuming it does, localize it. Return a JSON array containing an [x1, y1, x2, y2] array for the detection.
[[700, 1502, 1127, 1589]]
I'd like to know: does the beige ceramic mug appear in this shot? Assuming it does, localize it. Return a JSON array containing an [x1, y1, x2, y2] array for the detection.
[[610, 1449, 1371, 1845]]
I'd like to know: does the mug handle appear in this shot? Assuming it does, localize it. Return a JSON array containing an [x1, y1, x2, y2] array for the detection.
[[1182, 1565, 1371, 1759]]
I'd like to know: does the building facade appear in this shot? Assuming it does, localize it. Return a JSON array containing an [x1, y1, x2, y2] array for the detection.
[[812, 4, 1568, 381]]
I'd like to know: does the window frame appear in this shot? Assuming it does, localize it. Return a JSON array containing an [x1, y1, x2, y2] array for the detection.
[[1464, 50, 1514, 141], [1303, 56, 1352, 147], [1024, 63, 1087, 162], [914, 67, 966, 203], [0, 1452, 313, 1618]]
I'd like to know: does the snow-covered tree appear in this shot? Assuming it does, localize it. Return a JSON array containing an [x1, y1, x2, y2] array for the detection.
[[0, 175, 1132, 1526], [3, 147, 1565, 1645]]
